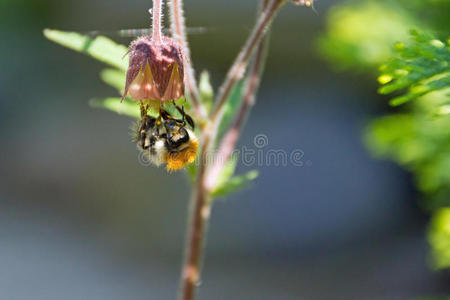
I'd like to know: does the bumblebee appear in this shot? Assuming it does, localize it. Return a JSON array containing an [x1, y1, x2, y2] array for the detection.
[[135, 104, 198, 171]]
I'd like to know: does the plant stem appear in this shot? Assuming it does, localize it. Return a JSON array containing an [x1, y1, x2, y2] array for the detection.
[[205, 24, 270, 191], [210, 0, 283, 124], [169, 0, 207, 120], [179, 128, 213, 300], [179, 1, 281, 299], [152, 0, 163, 44]]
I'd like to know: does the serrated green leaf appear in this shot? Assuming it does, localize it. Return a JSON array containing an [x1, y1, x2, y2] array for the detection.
[[100, 68, 126, 92], [377, 31, 450, 106], [89, 97, 142, 119], [43, 29, 128, 70], [389, 74, 450, 106], [211, 169, 259, 197]]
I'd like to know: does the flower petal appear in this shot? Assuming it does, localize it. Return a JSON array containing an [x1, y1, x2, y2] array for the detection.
[[129, 61, 161, 100], [162, 62, 184, 100]]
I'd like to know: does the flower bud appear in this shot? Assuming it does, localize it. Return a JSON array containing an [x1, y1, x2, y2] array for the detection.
[[123, 36, 185, 102]]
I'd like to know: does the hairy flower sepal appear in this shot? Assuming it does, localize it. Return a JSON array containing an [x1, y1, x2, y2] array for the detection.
[[123, 36, 185, 102]]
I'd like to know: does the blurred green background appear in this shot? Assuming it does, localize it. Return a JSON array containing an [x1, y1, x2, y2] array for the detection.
[[0, 0, 449, 299]]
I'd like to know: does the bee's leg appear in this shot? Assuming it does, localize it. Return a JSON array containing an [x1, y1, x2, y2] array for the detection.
[[172, 102, 185, 124], [185, 113, 195, 129], [169, 116, 185, 126], [173, 102, 195, 129], [180, 105, 186, 127], [160, 109, 172, 121], [139, 101, 146, 118], [160, 103, 183, 125]]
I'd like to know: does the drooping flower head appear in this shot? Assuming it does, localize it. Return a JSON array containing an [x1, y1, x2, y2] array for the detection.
[[123, 35, 185, 103]]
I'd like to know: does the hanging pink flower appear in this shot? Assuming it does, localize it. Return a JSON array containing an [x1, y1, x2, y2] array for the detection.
[[122, 36, 185, 102]]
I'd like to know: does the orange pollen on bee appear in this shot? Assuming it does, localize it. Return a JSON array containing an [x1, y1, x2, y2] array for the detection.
[[165, 137, 198, 171]]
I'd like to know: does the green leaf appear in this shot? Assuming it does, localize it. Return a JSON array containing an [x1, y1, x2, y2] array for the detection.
[[428, 207, 450, 270], [388, 74, 450, 106], [212, 154, 239, 193], [377, 31, 450, 106], [89, 97, 142, 119], [211, 169, 259, 197], [217, 79, 246, 140], [199, 71, 214, 113], [365, 110, 450, 197], [43, 29, 129, 71], [100, 68, 126, 92], [184, 162, 198, 182]]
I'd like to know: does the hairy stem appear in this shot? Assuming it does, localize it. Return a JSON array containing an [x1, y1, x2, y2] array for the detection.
[[152, 0, 163, 44], [169, 0, 207, 120], [210, 0, 283, 124]]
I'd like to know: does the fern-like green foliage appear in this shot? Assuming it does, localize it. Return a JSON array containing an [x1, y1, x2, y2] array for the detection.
[[317, 0, 450, 72], [43, 29, 128, 70], [366, 31, 450, 269], [43, 29, 138, 117], [366, 112, 450, 208], [318, 0, 450, 275], [378, 30, 450, 106]]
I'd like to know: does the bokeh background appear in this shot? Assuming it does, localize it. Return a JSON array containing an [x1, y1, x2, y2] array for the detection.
[[1, 0, 449, 299]]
